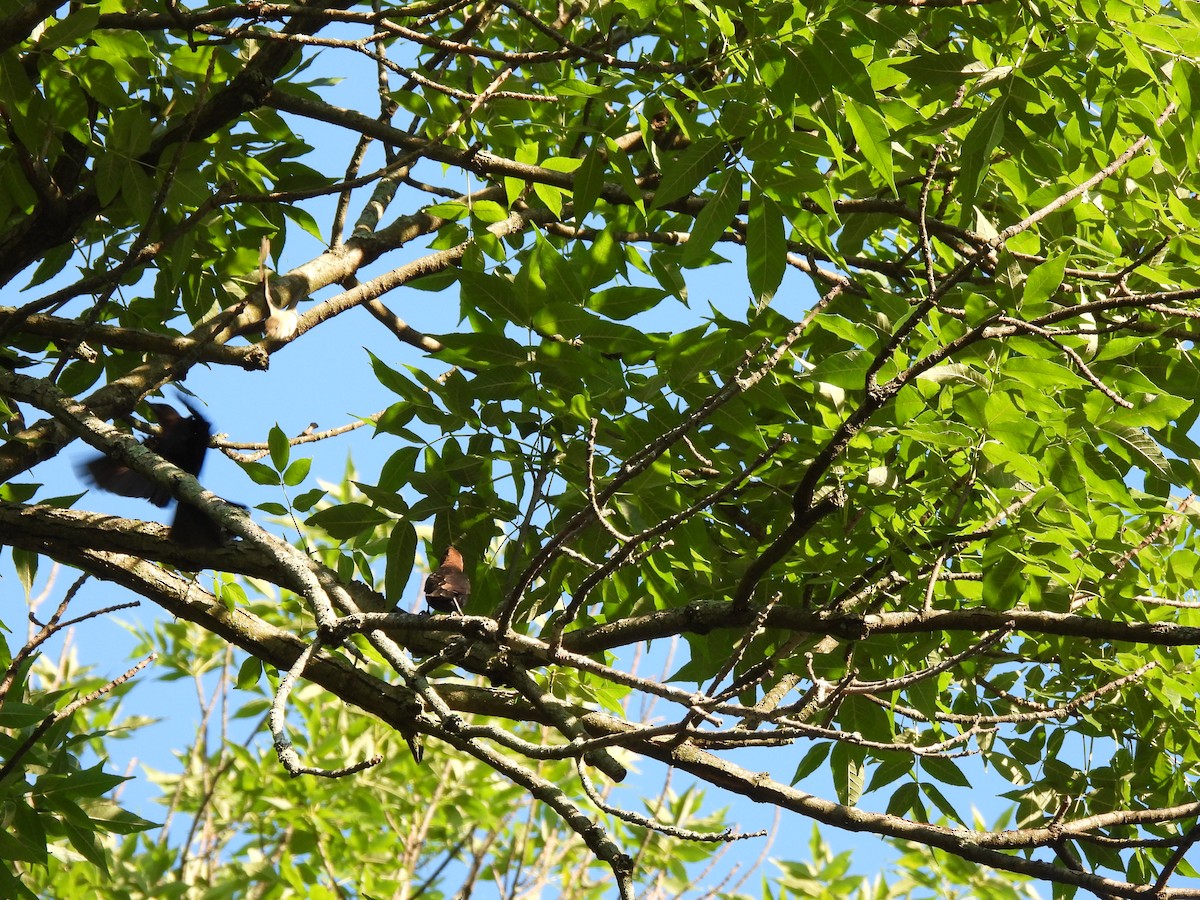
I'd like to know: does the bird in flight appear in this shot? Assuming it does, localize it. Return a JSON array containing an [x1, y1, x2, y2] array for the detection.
[[81, 398, 231, 548]]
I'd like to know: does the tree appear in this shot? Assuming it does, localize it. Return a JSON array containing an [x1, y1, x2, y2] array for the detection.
[[3, 0, 1200, 896], [6, 558, 1041, 900]]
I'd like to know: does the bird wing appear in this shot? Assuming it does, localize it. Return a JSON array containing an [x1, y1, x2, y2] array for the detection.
[[81, 456, 171, 506]]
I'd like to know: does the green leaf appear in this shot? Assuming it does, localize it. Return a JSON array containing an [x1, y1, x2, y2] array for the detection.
[[426, 200, 469, 220], [521, 234, 588, 306], [791, 742, 830, 784], [0, 863, 39, 900], [982, 533, 1024, 609], [533, 181, 564, 216], [306, 503, 390, 540], [844, 100, 895, 195], [987, 752, 1032, 786], [650, 137, 726, 210], [957, 99, 1008, 212], [462, 269, 530, 326], [217, 580, 247, 611], [682, 169, 742, 267], [572, 145, 606, 222], [1000, 357, 1084, 391], [0, 800, 47, 867], [283, 204, 324, 242], [837, 695, 892, 742], [268, 424, 290, 471], [886, 781, 921, 818], [0, 483, 40, 503], [13, 548, 37, 596], [548, 79, 607, 98], [1095, 423, 1173, 479], [385, 520, 418, 607], [0, 702, 51, 728], [531, 304, 649, 355], [54, 797, 109, 872], [830, 742, 866, 806], [920, 755, 973, 788], [236, 656, 263, 690], [864, 751, 914, 794], [586, 285, 669, 320], [40, 7, 100, 49], [282, 457, 311, 486], [369, 350, 432, 401], [810, 349, 870, 390], [354, 481, 409, 515], [84, 800, 157, 836], [1022, 253, 1069, 308], [893, 53, 991, 84], [746, 185, 785, 306], [292, 488, 327, 512], [241, 460, 282, 486], [470, 200, 510, 223], [603, 137, 645, 215], [920, 781, 967, 827]]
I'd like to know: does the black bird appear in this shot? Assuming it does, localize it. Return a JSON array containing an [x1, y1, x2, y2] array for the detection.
[[82, 399, 231, 548], [424, 546, 470, 614], [84, 400, 211, 505], [168, 499, 235, 549]]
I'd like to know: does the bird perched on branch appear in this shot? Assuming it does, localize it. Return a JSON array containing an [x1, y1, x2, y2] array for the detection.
[[259, 237, 300, 342], [81, 398, 234, 548], [229, 236, 300, 343], [424, 546, 470, 614]]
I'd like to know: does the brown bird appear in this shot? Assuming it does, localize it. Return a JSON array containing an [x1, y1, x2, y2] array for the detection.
[[424, 546, 470, 614]]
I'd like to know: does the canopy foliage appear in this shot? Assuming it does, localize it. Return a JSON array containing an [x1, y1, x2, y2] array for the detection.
[[4, 0, 1200, 896]]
